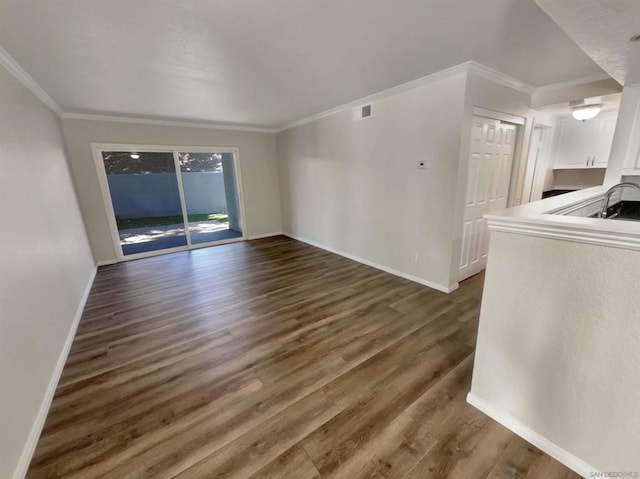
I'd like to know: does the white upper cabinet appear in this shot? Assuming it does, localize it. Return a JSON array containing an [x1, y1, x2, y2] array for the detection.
[[553, 119, 598, 168], [553, 112, 618, 169], [593, 114, 618, 167]]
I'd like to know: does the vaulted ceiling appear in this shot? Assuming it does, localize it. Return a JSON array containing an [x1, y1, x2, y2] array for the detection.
[[0, 0, 608, 128]]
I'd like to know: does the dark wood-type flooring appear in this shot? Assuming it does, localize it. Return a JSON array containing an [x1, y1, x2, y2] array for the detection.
[[27, 236, 579, 478]]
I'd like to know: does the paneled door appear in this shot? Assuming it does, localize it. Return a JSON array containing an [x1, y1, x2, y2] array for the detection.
[[459, 116, 517, 281]]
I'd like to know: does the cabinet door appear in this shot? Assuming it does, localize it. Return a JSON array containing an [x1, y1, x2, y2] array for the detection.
[[553, 119, 596, 168], [593, 114, 618, 167]]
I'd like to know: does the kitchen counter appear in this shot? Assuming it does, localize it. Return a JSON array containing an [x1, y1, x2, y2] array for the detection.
[[467, 184, 640, 476], [541, 189, 576, 199], [484, 185, 640, 251]]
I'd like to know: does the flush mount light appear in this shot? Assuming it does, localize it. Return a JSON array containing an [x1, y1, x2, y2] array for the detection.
[[130, 153, 140, 159], [571, 104, 602, 121]]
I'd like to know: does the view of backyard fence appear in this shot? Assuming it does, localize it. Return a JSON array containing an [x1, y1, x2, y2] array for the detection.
[[107, 172, 228, 218], [102, 150, 243, 255]]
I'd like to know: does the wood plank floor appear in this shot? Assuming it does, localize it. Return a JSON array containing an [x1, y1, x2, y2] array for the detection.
[[27, 236, 579, 478]]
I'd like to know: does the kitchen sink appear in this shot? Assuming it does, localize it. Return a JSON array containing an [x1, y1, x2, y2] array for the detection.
[[550, 196, 604, 217], [587, 200, 640, 220]]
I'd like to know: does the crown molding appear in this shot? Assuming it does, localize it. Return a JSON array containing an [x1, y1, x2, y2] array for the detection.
[[63, 61, 536, 134], [274, 61, 536, 133], [0, 45, 63, 116], [465, 61, 536, 95], [0, 44, 275, 133], [274, 62, 471, 133], [533, 72, 615, 93], [6, 40, 601, 137], [60, 112, 277, 134]]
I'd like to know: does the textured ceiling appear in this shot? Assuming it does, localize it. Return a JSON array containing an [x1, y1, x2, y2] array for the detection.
[[0, 0, 607, 127], [535, 0, 640, 86]]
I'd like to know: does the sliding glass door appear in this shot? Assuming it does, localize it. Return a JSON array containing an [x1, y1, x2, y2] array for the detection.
[[95, 145, 244, 260], [178, 152, 243, 245], [102, 151, 188, 256]]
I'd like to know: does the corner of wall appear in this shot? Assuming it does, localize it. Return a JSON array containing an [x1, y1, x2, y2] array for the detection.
[[466, 392, 597, 478], [446, 72, 473, 288], [58, 120, 98, 266], [447, 71, 537, 286], [12, 266, 97, 479], [272, 131, 287, 235]]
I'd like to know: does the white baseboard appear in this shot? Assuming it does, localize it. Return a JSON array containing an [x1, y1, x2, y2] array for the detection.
[[247, 232, 284, 240], [12, 267, 98, 479], [284, 233, 457, 294], [466, 392, 598, 478], [96, 259, 117, 267]]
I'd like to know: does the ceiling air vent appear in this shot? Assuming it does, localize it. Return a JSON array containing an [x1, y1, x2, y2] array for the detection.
[[352, 104, 373, 121]]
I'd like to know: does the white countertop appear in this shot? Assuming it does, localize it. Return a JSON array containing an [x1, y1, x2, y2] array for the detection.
[[485, 186, 640, 251]]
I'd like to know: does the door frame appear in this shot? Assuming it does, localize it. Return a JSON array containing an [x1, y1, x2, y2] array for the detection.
[[450, 107, 527, 287], [522, 120, 554, 203], [457, 115, 520, 282], [91, 142, 248, 262], [472, 107, 526, 208]]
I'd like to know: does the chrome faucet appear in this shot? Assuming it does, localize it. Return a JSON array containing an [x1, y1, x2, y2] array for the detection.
[[598, 182, 640, 218]]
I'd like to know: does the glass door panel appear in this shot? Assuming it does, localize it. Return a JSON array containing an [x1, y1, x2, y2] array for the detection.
[[178, 152, 243, 245], [102, 151, 188, 256]]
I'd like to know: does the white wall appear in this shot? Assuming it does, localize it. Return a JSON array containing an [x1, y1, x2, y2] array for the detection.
[[0, 65, 95, 479], [277, 73, 468, 291], [61, 120, 282, 263], [553, 168, 605, 190], [471, 231, 640, 473]]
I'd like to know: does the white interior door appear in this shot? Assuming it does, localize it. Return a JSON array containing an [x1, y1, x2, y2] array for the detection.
[[459, 116, 517, 281]]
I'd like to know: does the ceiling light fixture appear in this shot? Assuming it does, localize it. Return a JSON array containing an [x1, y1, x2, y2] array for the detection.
[[571, 104, 602, 122], [130, 153, 140, 159]]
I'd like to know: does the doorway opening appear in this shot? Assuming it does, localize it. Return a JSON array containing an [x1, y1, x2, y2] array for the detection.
[[93, 144, 245, 261]]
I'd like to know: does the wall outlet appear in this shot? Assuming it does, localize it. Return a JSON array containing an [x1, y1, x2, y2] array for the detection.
[[417, 160, 428, 169], [410, 253, 419, 263]]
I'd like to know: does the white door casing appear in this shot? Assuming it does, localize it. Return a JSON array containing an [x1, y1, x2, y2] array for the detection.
[[524, 125, 551, 203], [521, 126, 542, 204], [459, 116, 517, 281]]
